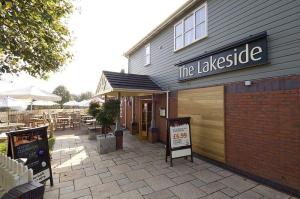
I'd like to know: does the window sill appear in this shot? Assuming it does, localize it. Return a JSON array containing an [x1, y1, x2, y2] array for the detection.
[[174, 35, 208, 53]]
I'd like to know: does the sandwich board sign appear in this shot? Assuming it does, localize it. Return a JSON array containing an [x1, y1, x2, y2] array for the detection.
[[7, 125, 54, 186], [166, 117, 193, 166]]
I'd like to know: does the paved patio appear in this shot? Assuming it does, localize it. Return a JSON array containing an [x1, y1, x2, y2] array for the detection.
[[44, 130, 296, 199]]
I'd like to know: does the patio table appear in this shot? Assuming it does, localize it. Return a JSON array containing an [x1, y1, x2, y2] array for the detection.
[[0, 123, 26, 132], [56, 117, 71, 130]]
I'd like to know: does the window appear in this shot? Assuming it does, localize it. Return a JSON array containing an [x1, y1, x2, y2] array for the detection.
[[174, 2, 207, 51], [145, 43, 151, 65]]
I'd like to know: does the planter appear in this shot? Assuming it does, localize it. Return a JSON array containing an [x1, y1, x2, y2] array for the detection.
[[96, 133, 116, 154], [114, 130, 123, 150], [148, 127, 159, 143]]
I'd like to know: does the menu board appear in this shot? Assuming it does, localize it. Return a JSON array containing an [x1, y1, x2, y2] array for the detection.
[[7, 126, 53, 186], [166, 117, 193, 167]]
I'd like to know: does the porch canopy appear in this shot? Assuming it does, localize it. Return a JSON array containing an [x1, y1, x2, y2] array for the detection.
[[95, 71, 164, 97]]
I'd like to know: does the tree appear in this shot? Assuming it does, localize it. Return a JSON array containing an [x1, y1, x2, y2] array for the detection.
[[79, 91, 93, 101], [88, 101, 100, 118], [0, 0, 73, 79], [95, 99, 120, 135], [53, 85, 70, 108]]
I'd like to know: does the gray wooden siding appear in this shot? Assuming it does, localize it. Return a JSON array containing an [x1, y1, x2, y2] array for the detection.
[[128, 0, 300, 91]]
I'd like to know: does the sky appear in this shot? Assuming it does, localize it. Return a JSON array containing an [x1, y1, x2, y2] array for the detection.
[[0, 0, 187, 95]]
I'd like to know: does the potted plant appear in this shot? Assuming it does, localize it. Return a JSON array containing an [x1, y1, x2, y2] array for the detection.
[[95, 99, 121, 154]]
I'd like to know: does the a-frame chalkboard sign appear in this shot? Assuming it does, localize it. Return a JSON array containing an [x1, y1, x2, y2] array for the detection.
[[7, 125, 54, 186], [165, 117, 193, 167]]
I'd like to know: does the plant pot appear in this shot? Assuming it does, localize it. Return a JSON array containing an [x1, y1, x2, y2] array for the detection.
[[96, 133, 116, 154]]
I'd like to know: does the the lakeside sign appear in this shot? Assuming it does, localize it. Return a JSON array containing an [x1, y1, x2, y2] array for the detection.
[[176, 32, 268, 81]]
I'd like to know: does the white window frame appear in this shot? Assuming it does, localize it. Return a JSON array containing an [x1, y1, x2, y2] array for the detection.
[[174, 2, 208, 52], [145, 43, 151, 66]]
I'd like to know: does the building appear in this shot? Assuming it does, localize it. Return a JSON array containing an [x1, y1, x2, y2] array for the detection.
[[96, 0, 300, 195]]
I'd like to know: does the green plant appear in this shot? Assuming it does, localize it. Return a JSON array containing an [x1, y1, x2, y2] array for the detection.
[[48, 137, 56, 151], [88, 101, 100, 117], [96, 99, 120, 135], [0, 142, 7, 154]]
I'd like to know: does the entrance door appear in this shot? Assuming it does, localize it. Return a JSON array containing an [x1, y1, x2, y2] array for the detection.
[[140, 101, 152, 140]]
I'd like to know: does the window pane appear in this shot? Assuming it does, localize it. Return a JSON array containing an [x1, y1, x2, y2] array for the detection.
[[195, 23, 206, 39], [175, 23, 183, 37], [195, 7, 205, 25], [146, 55, 150, 65], [175, 36, 183, 49], [184, 29, 194, 45], [146, 45, 150, 54], [184, 15, 193, 32]]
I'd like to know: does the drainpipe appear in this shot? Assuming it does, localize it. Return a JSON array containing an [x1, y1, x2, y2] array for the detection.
[[131, 97, 134, 123], [115, 92, 121, 131], [166, 91, 170, 119], [124, 97, 127, 128], [150, 94, 156, 128]]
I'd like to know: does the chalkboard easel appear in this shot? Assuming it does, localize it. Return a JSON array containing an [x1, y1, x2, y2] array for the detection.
[[165, 117, 193, 167], [6, 125, 54, 186]]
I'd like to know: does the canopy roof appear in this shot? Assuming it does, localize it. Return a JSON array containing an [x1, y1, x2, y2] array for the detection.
[[32, 100, 58, 106], [0, 96, 28, 108], [95, 71, 163, 97], [63, 100, 79, 106], [0, 86, 61, 101]]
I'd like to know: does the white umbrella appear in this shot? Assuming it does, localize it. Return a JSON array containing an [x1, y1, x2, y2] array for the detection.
[[63, 101, 79, 106], [78, 99, 91, 107], [32, 100, 58, 106], [0, 85, 61, 101], [0, 96, 28, 124]]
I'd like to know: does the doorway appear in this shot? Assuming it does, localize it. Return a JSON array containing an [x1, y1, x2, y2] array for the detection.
[[140, 100, 152, 140]]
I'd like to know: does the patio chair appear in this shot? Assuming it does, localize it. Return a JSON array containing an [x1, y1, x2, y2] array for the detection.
[[70, 113, 81, 129]]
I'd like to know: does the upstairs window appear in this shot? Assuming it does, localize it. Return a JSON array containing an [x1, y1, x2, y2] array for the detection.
[[145, 43, 151, 66], [174, 2, 207, 51]]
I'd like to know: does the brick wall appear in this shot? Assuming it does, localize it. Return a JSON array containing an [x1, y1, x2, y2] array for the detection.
[[225, 75, 300, 191]]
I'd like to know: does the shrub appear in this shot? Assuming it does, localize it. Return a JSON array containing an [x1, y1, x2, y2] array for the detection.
[[88, 102, 101, 117]]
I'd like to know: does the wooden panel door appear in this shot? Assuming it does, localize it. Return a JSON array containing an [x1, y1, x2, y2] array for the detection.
[[178, 86, 225, 162]]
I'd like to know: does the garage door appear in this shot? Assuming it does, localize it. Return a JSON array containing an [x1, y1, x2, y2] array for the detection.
[[178, 86, 225, 162]]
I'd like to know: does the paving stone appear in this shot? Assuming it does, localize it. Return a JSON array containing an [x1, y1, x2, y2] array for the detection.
[[193, 169, 223, 183], [110, 190, 144, 199], [121, 180, 147, 192], [171, 174, 195, 184], [74, 175, 102, 190], [126, 169, 152, 182], [60, 185, 74, 195], [138, 186, 154, 195], [44, 189, 59, 199], [217, 170, 234, 177], [94, 159, 116, 169], [102, 173, 127, 183], [200, 181, 227, 194], [202, 191, 231, 199], [120, 152, 139, 159], [60, 169, 85, 182], [221, 187, 239, 197], [144, 189, 175, 199], [85, 166, 108, 176], [45, 180, 73, 191], [170, 164, 196, 176], [76, 195, 93, 199], [149, 168, 173, 176], [60, 188, 91, 199], [98, 171, 112, 178], [145, 175, 176, 191], [133, 156, 154, 164], [117, 177, 131, 186], [234, 190, 263, 199], [166, 172, 179, 179], [90, 181, 122, 198], [169, 182, 207, 199], [190, 179, 206, 187], [219, 175, 257, 193], [252, 185, 290, 199], [109, 164, 132, 174]]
